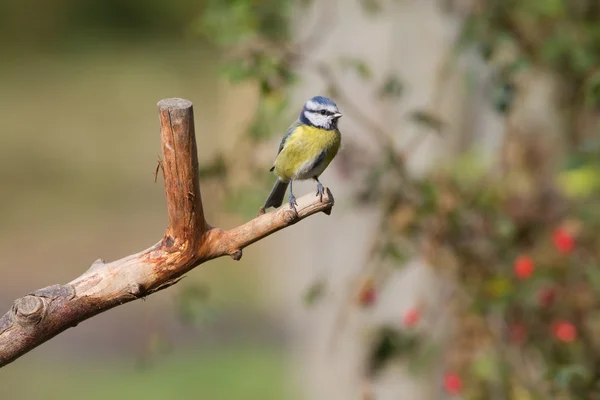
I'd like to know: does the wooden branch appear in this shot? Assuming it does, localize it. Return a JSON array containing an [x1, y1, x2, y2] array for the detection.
[[0, 98, 334, 367]]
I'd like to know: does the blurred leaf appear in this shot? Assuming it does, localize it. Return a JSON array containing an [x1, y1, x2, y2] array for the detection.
[[408, 341, 441, 375], [564, 151, 589, 170], [511, 384, 534, 400], [491, 81, 516, 114], [200, 0, 256, 46], [541, 30, 574, 68], [249, 116, 272, 141], [257, 58, 296, 95], [226, 183, 272, 220], [540, 0, 565, 18], [355, 165, 385, 204], [570, 44, 596, 75], [198, 154, 228, 180], [249, 95, 290, 141], [584, 71, 600, 108], [585, 268, 600, 293], [222, 60, 256, 82], [297, 0, 313, 7], [447, 151, 489, 189], [200, 0, 291, 46], [554, 365, 589, 389], [359, 0, 383, 14], [454, 16, 483, 54], [338, 56, 372, 80], [507, 57, 531, 76], [378, 75, 404, 99], [303, 279, 326, 307], [495, 215, 516, 241], [220, 51, 295, 92], [521, 0, 564, 18], [381, 241, 406, 263], [409, 110, 444, 134], [557, 165, 600, 198], [485, 277, 512, 299], [366, 326, 419, 377], [416, 180, 438, 214], [472, 350, 501, 382]]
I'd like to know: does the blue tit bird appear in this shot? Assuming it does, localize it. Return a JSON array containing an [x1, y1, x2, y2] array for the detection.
[[262, 95, 342, 213]]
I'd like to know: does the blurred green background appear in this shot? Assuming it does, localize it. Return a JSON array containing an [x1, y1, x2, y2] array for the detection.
[[0, 1, 289, 399]]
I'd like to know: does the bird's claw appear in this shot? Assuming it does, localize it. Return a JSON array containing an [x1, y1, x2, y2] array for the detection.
[[316, 182, 325, 202], [288, 194, 298, 214]]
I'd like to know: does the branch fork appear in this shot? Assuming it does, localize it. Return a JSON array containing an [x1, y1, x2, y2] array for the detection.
[[0, 98, 334, 367]]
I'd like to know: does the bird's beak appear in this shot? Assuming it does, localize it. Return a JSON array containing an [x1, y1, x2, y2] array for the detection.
[[333, 112, 343, 119]]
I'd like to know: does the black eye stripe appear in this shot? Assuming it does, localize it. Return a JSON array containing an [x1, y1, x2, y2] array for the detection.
[[312, 109, 334, 115]]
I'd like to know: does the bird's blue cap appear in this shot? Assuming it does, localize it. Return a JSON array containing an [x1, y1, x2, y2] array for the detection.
[[305, 96, 338, 108]]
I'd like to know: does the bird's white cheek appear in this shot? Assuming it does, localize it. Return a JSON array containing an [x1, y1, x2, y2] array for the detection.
[[305, 112, 329, 128], [305, 111, 318, 126]]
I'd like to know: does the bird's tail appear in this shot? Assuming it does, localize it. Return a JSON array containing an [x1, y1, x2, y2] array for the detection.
[[263, 179, 289, 209]]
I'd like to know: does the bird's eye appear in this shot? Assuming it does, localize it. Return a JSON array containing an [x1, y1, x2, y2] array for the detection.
[[319, 110, 327, 115]]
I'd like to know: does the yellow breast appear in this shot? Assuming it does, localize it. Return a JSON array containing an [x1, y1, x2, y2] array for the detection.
[[274, 125, 341, 181]]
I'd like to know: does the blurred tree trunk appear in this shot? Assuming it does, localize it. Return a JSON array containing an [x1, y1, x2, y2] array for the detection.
[[265, 2, 463, 399]]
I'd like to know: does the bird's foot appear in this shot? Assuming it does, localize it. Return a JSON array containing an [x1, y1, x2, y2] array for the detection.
[[288, 194, 298, 214], [316, 182, 325, 202]]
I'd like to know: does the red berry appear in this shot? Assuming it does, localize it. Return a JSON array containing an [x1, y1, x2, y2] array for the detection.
[[553, 228, 575, 254], [403, 308, 421, 327], [443, 372, 462, 396], [552, 321, 577, 342], [514, 255, 534, 280]]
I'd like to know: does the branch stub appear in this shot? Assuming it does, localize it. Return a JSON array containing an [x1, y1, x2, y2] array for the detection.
[[12, 296, 45, 327]]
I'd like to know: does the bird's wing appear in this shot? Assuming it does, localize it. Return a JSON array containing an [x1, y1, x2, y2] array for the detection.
[[307, 149, 327, 173], [270, 119, 301, 172], [277, 119, 302, 155]]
